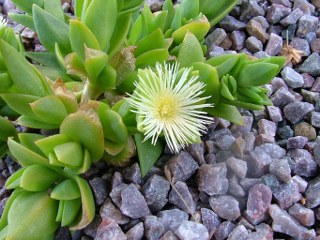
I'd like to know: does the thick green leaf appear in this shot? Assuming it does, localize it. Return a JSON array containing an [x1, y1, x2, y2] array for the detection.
[[134, 133, 163, 177], [18, 133, 45, 156], [0, 116, 17, 142], [51, 179, 81, 200], [134, 28, 166, 56], [0, 73, 12, 92], [74, 0, 84, 18], [16, 115, 59, 130], [5, 168, 25, 189], [61, 198, 81, 227], [8, 13, 35, 31], [43, 0, 65, 21], [10, 0, 43, 14], [0, 93, 39, 117], [25, 52, 59, 67], [84, 47, 108, 81], [181, 0, 199, 19], [178, 32, 205, 67], [35, 134, 71, 156], [83, 0, 117, 51], [135, 48, 169, 67], [0, 41, 47, 96], [53, 142, 83, 168], [206, 103, 243, 125], [33, 5, 71, 54]]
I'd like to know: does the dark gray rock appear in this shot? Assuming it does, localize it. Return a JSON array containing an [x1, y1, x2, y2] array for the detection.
[[112, 172, 124, 189], [197, 163, 229, 196], [157, 209, 188, 231], [206, 28, 227, 46], [265, 33, 283, 56], [240, 0, 265, 21], [246, 19, 269, 44], [226, 157, 247, 179], [301, 89, 319, 104], [311, 77, 320, 92], [209, 195, 241, 221], [271, 77, 288, 91], [228, 174, 246, 197], [247, 148, 273, 178], [240, 178, 262, 193], [164, 151, 198, 182], [245, 184, 272, 225], [247, 223, 273, 240], [84, 215, 101, 238], [185, 143, 206, 165], [99, 198, 130, 225], [288, 149, 318, 177], [261, 174, 280, 191], [297, 15, 319, 38], [89, 177, 108, 206], [293, 0, 315, 14], [201, 208, 221, 234], [243, 132, 256, 154], [55, 227, 72, 240], [277, 125, 294, 140], [311, 38, 320, 53], [287, 136, 308, 149], [231, 31, 246, 51], [288, 203, 315, 227], [144, 216, 164, 240], [283, 102, 314, 124], [273, 180, 301, 209], [126, 222, 144, 240], [280, 8, 303, 26], [266, 4, 291, 24], [269, 158, 291, 183], [169, 181, 196, 214], [215, 135, 236, 150], [281, 66, 304, 88], [175, 221, 209, 240], [123, 163, 142, 185], [314, 142, 320, 166], [230, 136, 246, 159], [214, 221, 236, 240], [246, 36, 263, 53], [227, 225, 249, 240], [270, 87, 296, 108], [209, 128, 232, 141], [230, 116, 254, 137], [305, 177, 320, 208], [95, 218, 127, 240], [219, 15, 247, 31], [142, 175, 170, 212], [298, 53, 320, 77], [119, 184, 151, 219], [269, 204, 316, 239]]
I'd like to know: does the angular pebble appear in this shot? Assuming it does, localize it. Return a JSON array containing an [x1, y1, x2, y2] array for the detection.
[[270, 87, 296, 108], [169, 181, 196, 214], [290, 37, 311, 57], [144, 216, 164, 240], [126, 222, 144, 240], [246, 19, 269, 44], [283, 102, 314, 124], [273, 180, 301, 208], [228, 174, 245, 197], [288, 203, 315, 227], [305, 177, 320, 208], [209, 195, 241, 221], [287, 136, 308, 149], [280, 8, 303, 26], [277, 125, 294, 139], [265, 33, 283, 56], [226, 157, 247, 179], [256, 143, 286, 159], [291, 175, 308, 193], [158, 209, 189, 231], [247, 148, 273, 178], [294, 122, 317, 141], [227, 225, 248, 240], [281, 66, 304, 88], [297, 15, 319, 38], [175, 221, 209, 240], [95, 218, 127, 240], [100, 198, 129, 225], [197, 163, 229, 196], [123, 163, 142, 185], [201, 208, 221, 234], [269, 204, 316, 239], [89, 177, 108, 206], [206, 28, 227, 46], [214, 221, 235, 240], [185, 143, 206, 165], [247, 223, 273, 240], [230, 31, 246, 51], [267, 106, 283, 122], [245, 184, 272, 225], [266, 4, 291, 24], [219, 15, 247, 31], [269, 158, 291, 182], [258, 119, 277, 137], [288, 149, 318, 177], [240, 0, 265, 21], [310, 111, 320, 128], [298, 53, 320, 77]]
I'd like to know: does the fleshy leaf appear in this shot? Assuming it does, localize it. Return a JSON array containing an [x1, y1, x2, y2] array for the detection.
[[51, 179, 81, 200], [206, 103, 243, 125]]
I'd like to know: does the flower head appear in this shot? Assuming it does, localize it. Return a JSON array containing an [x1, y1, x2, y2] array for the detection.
[[127, 62, 213, 153]]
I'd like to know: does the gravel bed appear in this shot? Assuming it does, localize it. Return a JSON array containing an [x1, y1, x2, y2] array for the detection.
[[1, 0, 320, 239]]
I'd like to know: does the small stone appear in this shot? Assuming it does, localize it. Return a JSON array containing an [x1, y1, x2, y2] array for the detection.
[[277, 125, 294, 140], [228, 174, 246, 197], [314, 142, 320, 166], [185, 143, 206, 165], [311, 38, 320, 53], [266, 4, 291, 24], [247, 223, 273, 240], [298, 53, 320, 77], [290, 37, 311, 57], [169, 181, 196, 214], [269, 158, 291, 183], [209, 128, 232, 141], [209, 195, 241, 221], [301, 89, 319, 103], [215, 135, 236, 150], [294, 122, 317, 141], [289, 203, 315, 227], [255, 134, 274, 146], [283, 102, 314, 124], [159, 231, 178, 240], [126, 222, 144, 240], [119, 184, 151, 219], [311, 77, 320, 92], [240, 0, 265, 21], [293, 0, 315, 14], [243, 132, 256, 154], [270, 0, 292, 7], [230, 31, 246, 51], [240, 178, 262, 193], [95, 218, 127, 240], [20, 27, 36, 39], [310, 112, 320, 128], [271, 77, 288, 91], [258, 119, 277, 137], [112, 172, 124, 189], [158, 209, 188, 231], [258, 143, 286, 159], [246, 36, 263, 53], [281, 66, 304, 88], [270, 87, 296, 108], [291, 175, 308, 193], [84, 215, 101, 238], [246, 20, 269, 44], [261, 174, 280, 191], [230, 136, 246, 159], [253, 109, 268, 122], [302, 73, 315, 88], [230, 116, 254, 137], [89, 177, 108, 206], [219, 15, 247, 31], [100, 198, 130, 225], [227, 225, 249, 240], [226, 157, 247, 179], [247, 148, 273, 178], [208, 45, 225, 57], [214, 221, 236, 240], [206, 28, 227, 47], [144, 216, 164, 240], [201, 208, 221, 234], [273, 180, 301, 208], [219, 35, 233, 50], [123, 163, 142, 185], [55, 227, 72, 240], [288, 149, 318, 177], [280, 8, 303, 26], [267, 106, 283, 122], [269, 204, 316, 239], [287, 136, 308, 149], [245, 183, 272, 224], [305, 177, 320, 208], [197, 163, 229, 196], [164, 151, 198, 182], [205, 153, 216, 165], [175, 221, 209, 240], [297, 15, 318, 38]]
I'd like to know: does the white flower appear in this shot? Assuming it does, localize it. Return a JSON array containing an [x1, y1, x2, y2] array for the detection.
[[127, 62, 213, 153]]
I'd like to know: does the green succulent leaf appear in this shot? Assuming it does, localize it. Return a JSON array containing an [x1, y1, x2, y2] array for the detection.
[[84, 47, 108, 81], [43, 0, 65, 21], [206, 102, 243, 125], [51, 179, 81, 200], [207, 54, 241, 77], [53, 142, 84, 168], [0, 94, 39, 118], [0, 116, 17, 142], [18, 133, 45, 156], [135, 48, 169, 67], [134, 28, 166, 57], [16, 115, 59, 130], [8, 13, 35, 31], [5, 168, 25, 189], [61, 198, 82, 227], [10, 0, 44, 14], [181, 0, 199, 19]]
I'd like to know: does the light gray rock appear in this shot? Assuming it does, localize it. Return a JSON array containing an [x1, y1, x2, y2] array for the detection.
[[273, 180, 301, 209], [288, 203, 315, 227], [95, 218, 127, 240], [226, 157, 247, 179], [280, 8, 303, 26], [269, 158, 291, 183], [99, 198, 130, 225], [305, 177, 320, 208], [158, 209, 188, 231], [144, 216, 165, 240], [126, 222, 144, 240], [209, 195, 241, 221], [283, 102, 314, 124], [227, 225, 249, 240], [281, 66, 304, 88], [298, 53, 320, 77], [297, 15, 318, 38], [169, 181, 196, 214], [288, 149, 318, 177]]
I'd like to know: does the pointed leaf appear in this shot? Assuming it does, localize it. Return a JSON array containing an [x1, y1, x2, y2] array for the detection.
[[61, 198, 81, 227], [135, 48, 169, 67], [51, 179, 81, 200], [206, 103, 243, 125], [53, 142, 83, 168], [43, 0, 65, 21]]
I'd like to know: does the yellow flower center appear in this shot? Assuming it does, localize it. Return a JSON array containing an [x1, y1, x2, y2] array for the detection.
[[157, 95, 177, 120]]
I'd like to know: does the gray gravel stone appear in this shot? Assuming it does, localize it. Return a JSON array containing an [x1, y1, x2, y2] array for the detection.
[[246, 36, 263, 53], [280, 8, 303, 26], [270, 87, 296, 108], [169, 181, 196, 214], [273, 180, 301, 209], [142, 175, 170, 212], [119, 184, 151, 219], [175, 221, 209, 240], [245, 184, 272, 225], [269, 204, 316, 239], [215, 135, 236, 150], [230, 116, 254, 137], [311, 77, 320, 92], [293, 0, 315, 14], [290, 37, 311, 57], [288, 149, 318, 177], [269, 158, 291, 183], [261, 174, 280, 191], [311, 38, 320, 53], [300, 89, 319, 104], [123, 163, 142, 185], [219, 15, 247, 31], [246, 19, 269, 44], [126, 222, 144, 240], [227, 225, 248, 240], [159, 231, 178, 240], [158, 209, 188, 232], [228, 174, 246, 197], [310, 111, 320, 128], [230, 31, 246, 51], [240, 0, 265, 21], [214, 221, 236, 240], [314, 142, 320, 166], [164, 151, 198, 182], [283, 102, 314, 124], [185, 143, 206, 165], [281, 66, 304, 88], [266, 4, 291, 24], [144, 216, 164, 240], [89, 177, 108, 206], [287, 136, 308, 149], [247, 223, 273, 240], [247, 148, 273, 178], [207, 28, 227, 47], [270, 0, 292, 7], [230, 136, 246, 159], [258, 119, 277, 137], [288, 203, 315, 227], [291, 175, 308, 193], [298, 53, 320, 77], [226, 157, 247, 179], [240, 178, 263, 193], [95, 218, 127, 240], [201, 208, 221, 234], [209, 195, 241, 221], [297, 15, 319, 38], [256, 143, 286, 159], [99, 198, 130, 225], [305, 177, 320, 208], [277, 125, 294, 139], [267, 106, 283, 122], [197, 163, 229, 196]]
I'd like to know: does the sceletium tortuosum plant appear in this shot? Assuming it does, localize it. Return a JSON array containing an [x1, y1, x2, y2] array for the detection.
[[0, 0, 286, 239]]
